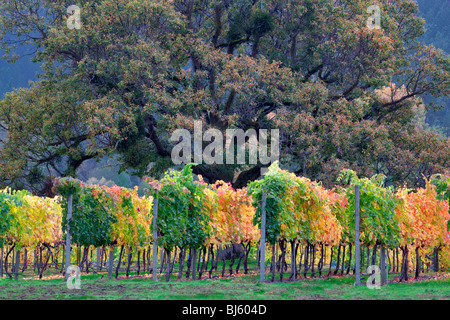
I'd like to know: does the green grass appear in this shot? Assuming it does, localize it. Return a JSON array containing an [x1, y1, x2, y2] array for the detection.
[[1, 272, 449, 300]]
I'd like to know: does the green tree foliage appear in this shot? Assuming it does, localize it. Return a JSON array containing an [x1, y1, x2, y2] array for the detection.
[[0, 0, 449, 192], [431, 173, 450, 230]]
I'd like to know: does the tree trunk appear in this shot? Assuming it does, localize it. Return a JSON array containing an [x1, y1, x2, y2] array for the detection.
[[115, 245, 124, 279], [221, 246, 226, 277], [289, 241, 296, 281], [22, 248, 27, 273], [39, 245, 52, 279], [142, 249, 146, 273], [340, 245, 346, 276], [200, 247, 207, 279], [387, 249, 391, 272], [366, 246, 370, 269], [34, 246, 37, 273], [108, 246, 114, 280], [209, 245, 215, 278], [170, 248, 177, 276], [97, 247, 101, 273], [396, 248, 400, 273], [165, 249, 171, 282], [206, 245, 212, 276], [160, 249, 166, 274], [297, 245, 303, 278], [82, 246, 89, 273], [415, 246, 420, 280], [310, 244, 316, 278], [318, 244, 324, 277], [60, 245, 65, 274], [333, 245, 341, 275], [197, 248, 202, 272], [79, 246, 89, 272], [134, 250, 139, 275], [229, 245, 235, 276], [327, 246, 334, 277], [89, 247, 93, 272], [399, 246, 409, 282], [244, 242, 251, 274], [14, 248, 20, 280], [380, 246, 386, 285], [191, 248, 197, 280], [186, 248, 192, 279], [279, 241, 287, 281], [304, 243, 310, 278], [178, 247, 186, 280], [5, 245, 14, 279], [147, 246, 151, 273], [346, 243, 352, 275], [86, 246, 91, 273], [126, 248, 132, 277], [54, 248, 61, 272], [391, 248, 395, 273], [37, 246, 42, 279], [76, 244, 81, 267], [235, 243, 243, 274], [275, 243, 280, 272], [371, 243, 378, 265], [433, 247, 440, 272]]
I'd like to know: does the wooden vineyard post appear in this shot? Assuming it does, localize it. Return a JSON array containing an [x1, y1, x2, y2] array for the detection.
[[380, 246, 387, 285], [108, 246, 113, 280], [354, 185, 361, 286], [65, 194, 73, 280], [260, 191, 267, 283], [152, 190, 158, 281], [386, 258, 393, 285], [385, 247, 388, 284]]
